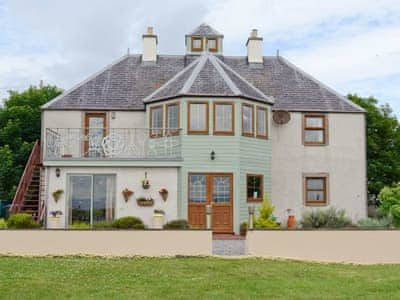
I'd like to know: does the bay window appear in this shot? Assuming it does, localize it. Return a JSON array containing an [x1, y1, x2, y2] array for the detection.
[[214, 102, 234, 135], [188, 102, 209, 134]]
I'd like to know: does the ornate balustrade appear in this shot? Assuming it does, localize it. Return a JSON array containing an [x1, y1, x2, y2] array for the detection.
[[45, 128, 182, 160]]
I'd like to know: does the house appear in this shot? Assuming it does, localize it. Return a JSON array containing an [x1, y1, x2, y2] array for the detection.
[[11, 24, 367, 234]]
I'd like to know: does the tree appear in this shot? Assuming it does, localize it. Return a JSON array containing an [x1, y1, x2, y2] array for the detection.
[[0, 85, 62, 201], [348, 94, 400, 197]]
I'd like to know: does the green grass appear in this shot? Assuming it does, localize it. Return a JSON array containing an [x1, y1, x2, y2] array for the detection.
[[0, 257, 399, 299]]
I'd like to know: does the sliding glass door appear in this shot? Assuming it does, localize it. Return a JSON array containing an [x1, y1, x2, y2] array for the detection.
[[68, 174, 116, 226]]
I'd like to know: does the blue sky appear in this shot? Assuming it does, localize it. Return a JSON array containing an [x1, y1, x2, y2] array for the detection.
[[1, 0, 399, 115]]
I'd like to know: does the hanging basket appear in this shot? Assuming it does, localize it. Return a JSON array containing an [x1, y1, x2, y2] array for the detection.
[[159, 191, 168, 201], [136, 198, 154, 207], [52, 189, 64, 203], [122, 188, 134, 202]]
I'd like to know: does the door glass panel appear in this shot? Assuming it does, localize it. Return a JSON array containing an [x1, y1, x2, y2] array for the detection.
[[88, 116, 105, 157], [93, 175, 115, 223], [189, 175, 206, 203], [70, 175, 92, 225], [213, 176, 231, 203]]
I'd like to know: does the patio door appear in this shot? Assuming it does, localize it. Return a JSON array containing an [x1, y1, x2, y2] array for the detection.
[[84, 113, 107, 157], [68, 174, 115, 227], [188, 173, 233, 233]]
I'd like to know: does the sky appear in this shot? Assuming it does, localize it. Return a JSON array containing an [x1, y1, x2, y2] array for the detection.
[[0, 0, 399, 115]]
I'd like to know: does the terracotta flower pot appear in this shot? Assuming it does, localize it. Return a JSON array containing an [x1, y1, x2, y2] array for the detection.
[[287, 215, 296, 229]]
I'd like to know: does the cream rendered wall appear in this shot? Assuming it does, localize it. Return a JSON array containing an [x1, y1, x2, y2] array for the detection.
[[271, 112, 367, 223], [46, 166, 178, 229]]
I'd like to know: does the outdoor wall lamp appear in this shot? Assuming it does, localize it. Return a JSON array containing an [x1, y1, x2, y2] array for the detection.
[[210, 150, 215, 160], [55, 168, 61, 178]]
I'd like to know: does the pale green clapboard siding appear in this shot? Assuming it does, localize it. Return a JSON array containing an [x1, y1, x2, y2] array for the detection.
[[146, 97, 272, 233]]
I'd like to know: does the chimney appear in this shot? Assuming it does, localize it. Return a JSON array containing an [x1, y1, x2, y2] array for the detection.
[[246, 29, 263, 64], [142, 26, 158, 63]]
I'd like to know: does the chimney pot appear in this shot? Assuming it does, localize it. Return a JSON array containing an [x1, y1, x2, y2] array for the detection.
[[251, 29, 258, 38], [147, 26, 154, 35]]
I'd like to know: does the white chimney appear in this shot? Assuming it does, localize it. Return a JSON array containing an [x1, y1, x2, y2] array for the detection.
[[142, 26, 158, 63], [246, 29, 263, 64]]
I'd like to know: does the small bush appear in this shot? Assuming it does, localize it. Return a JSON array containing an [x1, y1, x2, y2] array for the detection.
[[113, 216, 144, 229], [70, 222, 90, 229], [254, 194, 280, 229], [240, 222, 248, 236], [301, 207, 352, 229], [92, 221, 115, 229], [357, 217, 392, 229], [0, 218, 7, 229], [378, 184, 400, 227], [163, 219, 189, 229], [7, 213, 40, 229]]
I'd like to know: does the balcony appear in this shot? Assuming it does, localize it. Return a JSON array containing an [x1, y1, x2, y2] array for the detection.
[[45, 128, 182, 161]]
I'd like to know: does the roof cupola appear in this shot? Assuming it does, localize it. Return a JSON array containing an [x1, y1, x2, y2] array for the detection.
[[185, 23, 223, 55]]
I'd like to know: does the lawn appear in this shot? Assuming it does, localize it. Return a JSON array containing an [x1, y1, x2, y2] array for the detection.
[[0, 257, 399, 299]]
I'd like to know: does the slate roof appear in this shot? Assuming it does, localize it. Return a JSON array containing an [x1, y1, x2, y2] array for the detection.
[[43, 54, 364, 113], [186, 23, 223, 37], [144, 53, 273, 104]]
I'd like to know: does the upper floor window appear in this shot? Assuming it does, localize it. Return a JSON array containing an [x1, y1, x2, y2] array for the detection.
[[303, 114, 327, 145], [304, 175, 328, 206], [214, 102, 234, 135], [247, 174, 263, 202], [207, 38, 217, 52], [191, 37, 203, 52], [150, 105, 163, 137], [242, 104, 254, 137], [188, 102, 209, 134], [166, 103, 180, 135], [256, 106, 268, 139]]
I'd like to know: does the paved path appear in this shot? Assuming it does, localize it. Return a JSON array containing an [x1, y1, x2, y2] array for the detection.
[[212, 238, 246, 256]]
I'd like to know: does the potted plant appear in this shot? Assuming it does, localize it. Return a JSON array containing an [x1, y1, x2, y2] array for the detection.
[[122, 188, 134, 202], [52, 189, 64, 203], [159, 187, 168, 201], [240, 221, 248, 236], [286, 208, 296, 229], [136, 196, 154, 207], [153, 209, 165, 229], [48, 210, 63, 229], [142, 179, 150, 190]]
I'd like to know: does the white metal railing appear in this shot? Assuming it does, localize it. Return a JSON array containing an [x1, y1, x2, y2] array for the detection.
[[45, 128, 182, 160]]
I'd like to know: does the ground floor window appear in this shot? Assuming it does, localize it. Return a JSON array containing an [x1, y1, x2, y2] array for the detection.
[[68, 174, 116, 226], [247, 174, 263, 202], [304, 174, 328, 206]]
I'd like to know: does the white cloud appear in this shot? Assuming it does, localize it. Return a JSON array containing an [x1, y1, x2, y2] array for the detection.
[[1, 0, 399, 114]]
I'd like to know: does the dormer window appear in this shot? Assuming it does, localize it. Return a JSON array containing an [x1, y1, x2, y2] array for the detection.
[[207, 38, 217, 52], [191, 37, 203, 52]]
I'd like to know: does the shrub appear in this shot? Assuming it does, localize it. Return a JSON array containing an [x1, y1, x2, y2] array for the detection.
[[70, 222, 90, 229], [301, 207, 352, 229], [254, 194, 280, 229], [7, 213, 40, 229], [0, 218, 7, 229], [378, 184, 400, 227], [92, 221, 115, 229], [163, 219, 189, 229], [113, 216, 144, 229], [357, 217, 392, 229], [240, 222, 248, 236]]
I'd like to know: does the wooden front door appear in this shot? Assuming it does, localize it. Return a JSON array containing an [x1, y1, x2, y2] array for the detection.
[[188, 173, 233, 233], [84, 113, 107, 157]]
